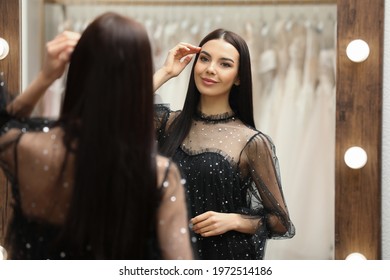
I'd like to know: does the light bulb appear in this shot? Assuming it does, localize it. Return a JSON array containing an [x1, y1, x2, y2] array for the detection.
[[346, 252, 367, 260], [0, 245, 7, 260], [344, 146, 368, 169], [0, 38, 10, 60], [346, 39, 370, 63]]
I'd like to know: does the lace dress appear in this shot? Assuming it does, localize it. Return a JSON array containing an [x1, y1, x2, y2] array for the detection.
[[155, 105, 295, 260], [0, 89, 192, 260]]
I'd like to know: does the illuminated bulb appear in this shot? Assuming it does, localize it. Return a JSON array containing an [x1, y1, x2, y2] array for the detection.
[[346, 252, 367, 260], [0, 38, 10, 60], [346, 39, 370, 62], [0, 245, 7, 260], [344, 146, 368, 169]]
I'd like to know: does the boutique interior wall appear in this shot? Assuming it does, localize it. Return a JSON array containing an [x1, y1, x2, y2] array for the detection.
[[382, 0, 390, 260]]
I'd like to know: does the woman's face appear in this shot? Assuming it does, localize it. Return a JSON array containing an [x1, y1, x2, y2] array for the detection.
[[194, 39, 240, 98]]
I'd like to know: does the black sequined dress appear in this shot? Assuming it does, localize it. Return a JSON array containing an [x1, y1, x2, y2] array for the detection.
[[156, 105, 295, 260], [0, 87, 192, 260]]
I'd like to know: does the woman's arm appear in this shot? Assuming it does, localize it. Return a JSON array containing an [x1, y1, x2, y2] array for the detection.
[[153, 42, 200, 91], [191, 133, 295, 239], [7, 31, 80, 117], [156, 157, 194, 260], [245, 133, 295, 238], [191, 211, 260, 237]]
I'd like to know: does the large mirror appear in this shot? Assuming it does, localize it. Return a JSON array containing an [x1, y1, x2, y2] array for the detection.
[[0, 0, 383, 260], [35, 0, 338, 259]]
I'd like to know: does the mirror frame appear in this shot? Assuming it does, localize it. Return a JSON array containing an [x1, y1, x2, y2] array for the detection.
[[0, 0, 20, 246], [0, 0, 384, 259], [335, 0, 383, 259]]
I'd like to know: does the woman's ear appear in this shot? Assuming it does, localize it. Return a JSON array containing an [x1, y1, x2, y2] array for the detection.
[[234, 78, 240, 86]]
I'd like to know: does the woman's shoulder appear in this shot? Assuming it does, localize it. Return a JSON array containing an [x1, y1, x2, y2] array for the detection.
[[239, 125, 276, 151], [154, 104, 182, 131], [156, 154, 171, 171], [13, 126, 66, 170], [234, 121, 266, 142], [18, 126, 64, 150], [0, 122, 60, 164], [155, 104, 181, 119], [0, 126, 64, 173], [156, 155, 180, 176], [156, 155, 182, 189], [250, 129, 274, 144]]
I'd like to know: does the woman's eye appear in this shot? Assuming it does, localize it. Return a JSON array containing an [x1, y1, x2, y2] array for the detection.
[[199, 56, 209, 62], [221, 62, 232, 68]]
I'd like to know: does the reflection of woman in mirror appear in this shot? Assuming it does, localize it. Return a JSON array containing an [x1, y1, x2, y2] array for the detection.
[[154, 29, 295, 260], [0, 12, 193, 260]]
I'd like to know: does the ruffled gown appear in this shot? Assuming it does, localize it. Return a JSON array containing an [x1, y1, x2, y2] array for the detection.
[[155, 105, 295, 259]]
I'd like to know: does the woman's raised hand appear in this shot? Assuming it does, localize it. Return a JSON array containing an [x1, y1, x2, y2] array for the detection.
[[41, 31, 81, 84], [7, 31, 81, 117], [163, 42, 201, 77], [153, 42, 200, 91]]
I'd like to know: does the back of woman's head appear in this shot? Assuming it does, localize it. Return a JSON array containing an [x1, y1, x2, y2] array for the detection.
[[59, 12, 159, 259], [62, 12, 154, 135]]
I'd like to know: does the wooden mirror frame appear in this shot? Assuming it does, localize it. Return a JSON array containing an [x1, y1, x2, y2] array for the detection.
[[0, 0, 384, 259], [335, 0, 383, 259]]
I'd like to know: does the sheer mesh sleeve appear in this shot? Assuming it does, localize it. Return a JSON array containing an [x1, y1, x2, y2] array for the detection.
[[0, 80, 22, 185], [154, 104, 171, 141], [0, 78, 11, 130], [156, 157, 194, 260], [241, 133, 295, 239], [1, 82, 60, 242], [0, 81, 19, 246], [154, 104, 181, 144]]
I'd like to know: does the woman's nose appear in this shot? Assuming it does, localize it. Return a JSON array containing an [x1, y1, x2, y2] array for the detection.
[[206, 63, 216, 74]]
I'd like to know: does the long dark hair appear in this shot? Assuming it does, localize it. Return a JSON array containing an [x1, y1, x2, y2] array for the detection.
[[58, 12, 158, 259], [160, 28, 255, 157]]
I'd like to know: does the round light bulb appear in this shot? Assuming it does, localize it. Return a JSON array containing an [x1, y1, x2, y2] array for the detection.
[[346, 252, 367, 260], [0, 38, 10, 60], [0, 245, 7, 260], [346, 39, 370, 62], [344, 146, 368, 169]]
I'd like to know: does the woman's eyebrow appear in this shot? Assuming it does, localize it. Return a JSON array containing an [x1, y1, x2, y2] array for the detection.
[[200, 50, 235, 63], [200, 50, 211, 57]]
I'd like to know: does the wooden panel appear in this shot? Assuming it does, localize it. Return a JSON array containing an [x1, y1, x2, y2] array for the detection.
[[44, 0, 337, 6], [335, 0, 383, 259], [0, 0, 20, 95], [0, 0, 20, 246]]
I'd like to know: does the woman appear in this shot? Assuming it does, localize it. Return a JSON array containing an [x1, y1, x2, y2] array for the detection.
[[0, 12, 193, 260], [154, 29, 295, 260]]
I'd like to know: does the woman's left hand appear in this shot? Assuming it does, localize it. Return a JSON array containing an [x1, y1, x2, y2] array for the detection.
[[191, 211, 239, 237]]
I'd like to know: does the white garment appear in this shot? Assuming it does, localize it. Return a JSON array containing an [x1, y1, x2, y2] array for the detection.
[[40, 75, 65, 119], [292, 48, 336, 259], [273, 22, 306, 189]]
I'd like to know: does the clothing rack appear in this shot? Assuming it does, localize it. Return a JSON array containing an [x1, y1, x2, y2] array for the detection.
[[44, 0, 336, 6]]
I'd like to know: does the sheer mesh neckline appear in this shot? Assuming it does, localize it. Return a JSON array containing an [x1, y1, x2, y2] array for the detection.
[[195, 110, 236, 123]]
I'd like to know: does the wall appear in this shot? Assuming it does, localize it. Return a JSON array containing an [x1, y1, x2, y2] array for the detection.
[[22, 0, 43, 91], [381, 0, 390, 260]]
